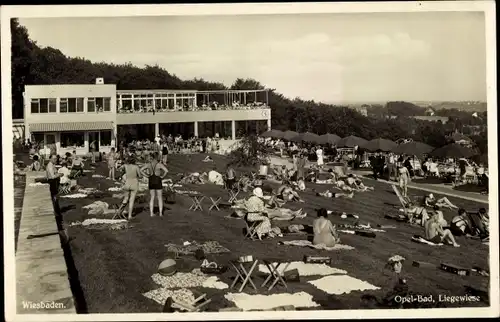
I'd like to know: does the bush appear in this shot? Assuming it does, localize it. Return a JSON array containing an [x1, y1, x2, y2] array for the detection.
[[228, 135, 272, 167]]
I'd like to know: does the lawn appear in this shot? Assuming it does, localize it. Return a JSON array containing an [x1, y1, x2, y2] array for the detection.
[[58, 153, 490, 313]]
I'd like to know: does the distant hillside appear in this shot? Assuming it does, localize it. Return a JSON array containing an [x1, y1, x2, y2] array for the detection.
[[413, 101, 487, 112]]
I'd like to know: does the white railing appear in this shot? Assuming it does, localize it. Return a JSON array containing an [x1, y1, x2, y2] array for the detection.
[[117, 103, 268, 114]]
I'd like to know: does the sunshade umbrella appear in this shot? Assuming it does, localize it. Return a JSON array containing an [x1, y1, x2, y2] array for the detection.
[[392, 141, 434, 157], [291, 132, 321, 144], [430, 143, 477, 159], [261, 129, 283, 139], [318, 133, 341, 145], [283, 130, 299, 141], [361, 138, 397, 152], [337, 135, 368, 148]]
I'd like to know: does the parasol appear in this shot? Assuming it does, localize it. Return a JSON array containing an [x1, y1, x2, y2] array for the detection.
[[318, 133, 342, 145], [361, 138, 397, 152], [260, 129, 283, 139], [430, 143, 478, 159], [283, 130, 299, 141], [290, 132, 322, 144], [392, 141, 434, 157], [337, 135, 368, 148]]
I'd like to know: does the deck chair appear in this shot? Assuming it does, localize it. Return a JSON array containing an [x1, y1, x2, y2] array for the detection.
[[59, 183, 71, 195], [111, 200, 128, 220], [244, 213, 259, 240], [392, 185, 412, 211]]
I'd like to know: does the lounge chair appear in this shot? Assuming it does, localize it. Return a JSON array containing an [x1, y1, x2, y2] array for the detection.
[[392, 185, 412, 211]]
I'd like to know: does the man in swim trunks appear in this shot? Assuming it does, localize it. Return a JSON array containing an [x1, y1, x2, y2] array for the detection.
[[425, 212, 460, 247]]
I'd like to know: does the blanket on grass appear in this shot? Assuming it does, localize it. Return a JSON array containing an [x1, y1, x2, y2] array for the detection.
[[279, 240, 354, 251], [165, 241, 230, 255]]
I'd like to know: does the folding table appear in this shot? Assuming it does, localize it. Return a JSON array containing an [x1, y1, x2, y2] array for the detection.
[[261, 259, 290, 291], [188, 194, 205, 212], [208, 197, 222, 211], [230, 259, 259, 292], [228, 189, 239, 203]]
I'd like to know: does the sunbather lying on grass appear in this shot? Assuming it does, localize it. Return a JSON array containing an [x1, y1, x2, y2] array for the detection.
[[179, 172, 207, 184], [423, 193, 458, 210], [277, 184, 304, 202], [231, 191, 306, 221], [346, 174, 374, 192], [315, 189, 354, 199]]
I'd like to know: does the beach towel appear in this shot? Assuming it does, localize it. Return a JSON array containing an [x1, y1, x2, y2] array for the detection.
[[279, 240, 354, 251], [150, 269, 228, 289], [258, 261, 346, 276], [224, 292, 319, 311], [143, 288, 195, 306], [411, 236, 444, 246], [308, 275, 380, 295]]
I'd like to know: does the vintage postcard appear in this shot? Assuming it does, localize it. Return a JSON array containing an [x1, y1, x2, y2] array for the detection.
[[2, 1, 498, 321]]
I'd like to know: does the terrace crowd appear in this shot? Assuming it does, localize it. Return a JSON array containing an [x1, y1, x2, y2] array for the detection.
[[118, 100, 267, 114]]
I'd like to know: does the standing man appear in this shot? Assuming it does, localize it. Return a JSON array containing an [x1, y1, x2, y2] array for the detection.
[[46, 154, 63, 216], [89, 140, 96, 164], [388, 152, 397, 181]]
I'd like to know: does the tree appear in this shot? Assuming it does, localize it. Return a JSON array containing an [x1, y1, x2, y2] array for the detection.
[[10, 19, 488, 153], [227, 135, 272, 167]]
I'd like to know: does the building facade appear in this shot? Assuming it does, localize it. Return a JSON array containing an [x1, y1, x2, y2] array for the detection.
[[23, 83, 271, 155]]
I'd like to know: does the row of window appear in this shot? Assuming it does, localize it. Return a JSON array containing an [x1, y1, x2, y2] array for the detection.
[[30, 97, 111, 114], [118, 93, 195, 99], [32, 131, 113, 148], [119, 98, 196, 110]]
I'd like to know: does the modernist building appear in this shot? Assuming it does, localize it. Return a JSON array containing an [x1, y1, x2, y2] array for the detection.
[[22, 82, 271, 155]]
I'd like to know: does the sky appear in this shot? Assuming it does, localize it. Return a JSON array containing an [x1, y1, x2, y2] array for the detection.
[[19, 12, 487, 103]]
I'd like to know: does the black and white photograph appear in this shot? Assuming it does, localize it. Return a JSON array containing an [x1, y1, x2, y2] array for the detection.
[[2, 2, 498, 320]]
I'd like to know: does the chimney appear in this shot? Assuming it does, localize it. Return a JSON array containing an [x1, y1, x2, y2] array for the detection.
[[96, 78, 104, 85]]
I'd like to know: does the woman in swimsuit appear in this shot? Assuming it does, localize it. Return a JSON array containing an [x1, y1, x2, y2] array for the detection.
[[161, 141, 169, 164], [122, 155, 142, 220], [398, 165, 410, 198], [141, 152, 168, 217], [313, 208, 340, 247]]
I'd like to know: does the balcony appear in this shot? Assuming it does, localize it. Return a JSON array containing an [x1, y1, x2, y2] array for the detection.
[[117, 105, 271, 125]]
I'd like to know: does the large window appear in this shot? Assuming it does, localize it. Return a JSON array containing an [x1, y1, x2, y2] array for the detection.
[[88, 97, 111, 112], [60, 132, 85, 148], [30, 98, 56, 114], [66, 98, 84, 113], [100, 131, 112, 147]]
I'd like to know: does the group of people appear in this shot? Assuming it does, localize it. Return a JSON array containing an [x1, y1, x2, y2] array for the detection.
[[117, 100, 266, 114], [119, 134, 223, 160]]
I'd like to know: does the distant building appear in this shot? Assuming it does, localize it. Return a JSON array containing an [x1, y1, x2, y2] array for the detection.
[[354, 105, 368, 117], [22, 82, 271, 155], [425, 106, 436, 116], [410, 115, 449, 124], [450, 132, 473, 146]]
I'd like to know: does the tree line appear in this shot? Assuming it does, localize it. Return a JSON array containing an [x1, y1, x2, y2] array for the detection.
[[10, 19, 488, 154]]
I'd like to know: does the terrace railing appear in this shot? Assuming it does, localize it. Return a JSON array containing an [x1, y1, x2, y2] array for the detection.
[[118, 102, 269, 114]]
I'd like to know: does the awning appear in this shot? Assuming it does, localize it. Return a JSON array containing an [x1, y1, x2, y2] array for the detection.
[[29, 121, 114, 133]]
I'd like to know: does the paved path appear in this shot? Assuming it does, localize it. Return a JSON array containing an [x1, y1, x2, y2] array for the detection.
[[268, 156, 488, 204], [16, 172, 76, 314], [352, 170, 489, 204]]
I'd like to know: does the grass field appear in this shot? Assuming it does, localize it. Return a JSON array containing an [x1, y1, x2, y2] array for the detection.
[[56, 153, 489, 313]]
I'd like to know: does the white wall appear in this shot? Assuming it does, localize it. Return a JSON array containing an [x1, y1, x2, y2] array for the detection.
[[24, 84, 118, 124]]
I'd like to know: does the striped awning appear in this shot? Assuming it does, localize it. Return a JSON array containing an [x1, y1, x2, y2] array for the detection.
[[29, 121, 114, 133]]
